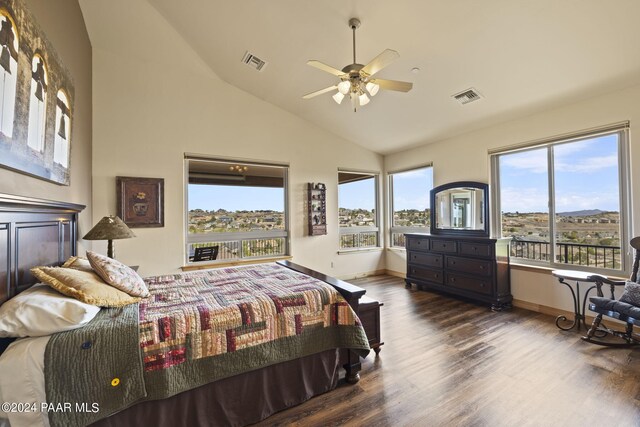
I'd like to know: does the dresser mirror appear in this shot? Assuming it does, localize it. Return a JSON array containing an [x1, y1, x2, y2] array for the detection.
[[430, 181, 489, 237]]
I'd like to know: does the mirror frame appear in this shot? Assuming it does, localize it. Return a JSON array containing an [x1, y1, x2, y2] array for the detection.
[[430, 181, 489, 237]]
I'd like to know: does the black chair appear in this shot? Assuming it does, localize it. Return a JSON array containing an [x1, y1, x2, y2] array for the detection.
[[192, 245, 219, 262], [583, 237, 640, 347]]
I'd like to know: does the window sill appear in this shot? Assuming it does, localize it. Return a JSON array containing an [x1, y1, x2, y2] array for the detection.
[[338, 247, 383, 255], [510, 262, 627, 280], [386, 247, 406, 252], [181, 255, 292, 272]]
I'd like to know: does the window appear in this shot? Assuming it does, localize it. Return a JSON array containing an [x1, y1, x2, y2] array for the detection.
[[53, 89, 71, 168], [27, 54, 47, 152], [338, 171, 379, 250], [389, 166, 433, 248], [0, 9, 18, 138], [185, 158, 289, 263], [491, 124, 629, 273]]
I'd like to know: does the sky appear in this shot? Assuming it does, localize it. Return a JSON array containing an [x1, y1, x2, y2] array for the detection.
[[188, 135, 618, 215], [189, 185, 284, 211], [389, 167, 433, 211], [499, 134, 620, 213], [189, 169, 434, 213]]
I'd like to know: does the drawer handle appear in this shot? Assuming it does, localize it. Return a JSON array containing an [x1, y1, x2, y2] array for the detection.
[[479, 265, 484, 270], [434, 274, 439, 279], [451, 261, 456, 265], [473, 247, 477, 251], [442, 244, 447, 248], [480, 283, 485, 288], [451, 278, 456, 283]]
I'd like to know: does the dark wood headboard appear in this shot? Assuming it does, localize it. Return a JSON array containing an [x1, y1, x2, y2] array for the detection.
[[0, 193, 85, 305], [0, 194, 84, 353]]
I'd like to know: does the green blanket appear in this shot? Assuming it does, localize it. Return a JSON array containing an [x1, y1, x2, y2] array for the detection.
[[44, 305, 145, 427]]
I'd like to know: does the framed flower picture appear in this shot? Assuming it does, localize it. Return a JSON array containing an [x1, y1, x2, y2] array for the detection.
[[116, 176, 164, 228]]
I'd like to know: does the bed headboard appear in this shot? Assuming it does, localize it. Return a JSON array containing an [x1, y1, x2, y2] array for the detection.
[[0, 193, 85, 306]]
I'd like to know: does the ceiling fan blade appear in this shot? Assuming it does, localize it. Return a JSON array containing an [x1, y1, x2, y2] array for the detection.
[[302, 85, 338, 99], [373, 78, 413, 92], [361, 49, 400, 77], [307, 60, 345, 77]]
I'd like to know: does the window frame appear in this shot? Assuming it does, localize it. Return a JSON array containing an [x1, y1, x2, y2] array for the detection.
[[489, 123, 631, 275], [337, 169, 381, 252], [184, 156, 290, 264], [388, 164, 434, 249]]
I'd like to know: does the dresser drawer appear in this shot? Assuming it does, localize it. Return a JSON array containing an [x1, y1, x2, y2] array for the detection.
[[446, 273, 492, 295], [407, 237, 429, 251], [459, 242, 493, 258], [408, 251, 443, 268], [430, 239, 457, 254], [407, 266, 444, 285], [446, 256, 492, 277]]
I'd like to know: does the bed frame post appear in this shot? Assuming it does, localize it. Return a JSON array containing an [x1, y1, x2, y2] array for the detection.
[[277, 260, 366, 384]]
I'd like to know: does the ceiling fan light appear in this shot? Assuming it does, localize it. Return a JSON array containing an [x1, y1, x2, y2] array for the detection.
[[337, 80, 351, 95], [359, 93, 370, 106], [332, 91, 345, 104], [366, 82, 380, 96]]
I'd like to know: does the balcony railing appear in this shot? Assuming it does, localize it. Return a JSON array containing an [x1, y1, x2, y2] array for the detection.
[[187, 231, 287, 262], [510, 238, 621, 269], [339, 228, 378, 249], [391, 232, 406, 248]]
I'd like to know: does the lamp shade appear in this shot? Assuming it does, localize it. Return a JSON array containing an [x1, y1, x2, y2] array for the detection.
[[83, 216, 136, 241], [83, 216, 135, 258]]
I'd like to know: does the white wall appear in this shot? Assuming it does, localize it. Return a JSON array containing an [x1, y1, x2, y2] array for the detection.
[[0, 0, 92, 250], [87, 0, 384, 278], [385, 84, 640, 312]]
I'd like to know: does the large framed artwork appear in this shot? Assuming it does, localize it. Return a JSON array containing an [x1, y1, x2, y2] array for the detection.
[[116, 177, 165, 228], [0, 0, 74, 185]]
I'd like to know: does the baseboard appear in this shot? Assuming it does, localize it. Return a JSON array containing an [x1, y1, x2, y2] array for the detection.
[[337, 269, 387, 280], [512, 299, 601, 324], [349, 272, 605, 325], [384, 269, 405, 278]]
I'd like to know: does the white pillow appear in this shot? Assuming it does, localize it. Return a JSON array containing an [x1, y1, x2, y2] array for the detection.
[[0, 284, 101, 337]]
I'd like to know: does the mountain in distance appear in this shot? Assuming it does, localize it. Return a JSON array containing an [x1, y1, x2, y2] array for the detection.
[[556, 209, 607, 217]]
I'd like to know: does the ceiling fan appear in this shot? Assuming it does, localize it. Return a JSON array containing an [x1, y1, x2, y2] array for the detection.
[[303, 17, 413, 112]]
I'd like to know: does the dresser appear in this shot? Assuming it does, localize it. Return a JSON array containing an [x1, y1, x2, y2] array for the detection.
[[404, 233, 512, 310]]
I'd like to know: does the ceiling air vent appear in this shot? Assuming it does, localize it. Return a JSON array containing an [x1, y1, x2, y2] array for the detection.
[[241, 51, 268, 72], [452, 88, 482, 105]]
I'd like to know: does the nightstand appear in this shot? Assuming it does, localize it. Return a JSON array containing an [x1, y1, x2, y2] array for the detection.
[[358, 295, 383, 354]]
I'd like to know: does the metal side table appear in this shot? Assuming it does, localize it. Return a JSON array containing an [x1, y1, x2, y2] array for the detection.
[[551, 269, 606, 331]]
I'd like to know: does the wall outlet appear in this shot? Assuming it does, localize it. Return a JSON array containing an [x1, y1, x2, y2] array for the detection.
[[330, 262, 334, 268]]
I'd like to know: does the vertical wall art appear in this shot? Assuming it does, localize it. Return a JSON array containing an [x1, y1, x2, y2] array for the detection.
[[116, 177, 165, 228], [0, 0, 74, 185]]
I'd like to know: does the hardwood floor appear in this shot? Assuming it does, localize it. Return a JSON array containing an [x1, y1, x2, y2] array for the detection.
[[258, 275, 640, 427]]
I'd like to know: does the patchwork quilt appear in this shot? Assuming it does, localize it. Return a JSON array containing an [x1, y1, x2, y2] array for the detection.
[[45, 263, 370, 427]]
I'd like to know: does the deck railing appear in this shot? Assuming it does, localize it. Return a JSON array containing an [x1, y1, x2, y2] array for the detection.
[[510, 239, 621, 269], [339, 230, 378, 249], [187, 231, 287, 262]]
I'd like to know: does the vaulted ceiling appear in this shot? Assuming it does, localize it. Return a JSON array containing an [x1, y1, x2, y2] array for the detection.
[[84, 0, 640, 155]]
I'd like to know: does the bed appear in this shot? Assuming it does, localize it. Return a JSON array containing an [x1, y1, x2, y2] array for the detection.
[[0, 194, 370, 427]]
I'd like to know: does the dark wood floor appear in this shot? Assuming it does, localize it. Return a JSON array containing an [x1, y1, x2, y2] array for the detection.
[[258, 275, 640, 427]]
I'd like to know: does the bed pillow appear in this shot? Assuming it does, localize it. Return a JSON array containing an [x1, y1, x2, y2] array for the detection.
[[0, 284, 101, 337], [62, 256, 93, 272], [31, 266, 141, 307], [86, 251, 149, 298], [619, 281, 640, 306]]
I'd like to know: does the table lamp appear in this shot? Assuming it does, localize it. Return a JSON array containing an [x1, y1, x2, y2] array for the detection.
[[83, 215, 136, 258]]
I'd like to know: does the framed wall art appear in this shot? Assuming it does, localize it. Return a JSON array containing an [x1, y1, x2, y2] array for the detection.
[[0, 0, 75, 185], [116, 176, 164, 228]]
